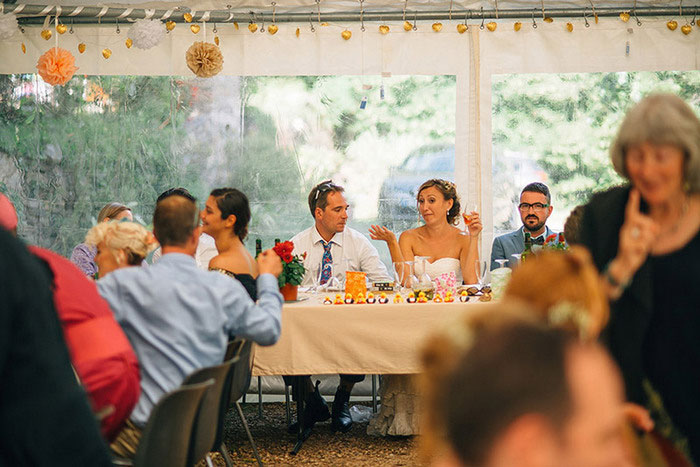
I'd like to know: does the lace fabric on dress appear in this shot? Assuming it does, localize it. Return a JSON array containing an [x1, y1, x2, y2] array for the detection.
[[367, 258, 462, 437]]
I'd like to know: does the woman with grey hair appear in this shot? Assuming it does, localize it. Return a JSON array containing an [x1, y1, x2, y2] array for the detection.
[[580, 93, 700, 463]]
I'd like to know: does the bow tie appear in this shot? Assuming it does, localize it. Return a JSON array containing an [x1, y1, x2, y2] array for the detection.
[[531, 236, 545, 245]]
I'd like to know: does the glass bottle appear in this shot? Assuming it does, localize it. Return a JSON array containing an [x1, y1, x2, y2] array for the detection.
[[522, 232, 533, 262], [255, 238, 262, 257]]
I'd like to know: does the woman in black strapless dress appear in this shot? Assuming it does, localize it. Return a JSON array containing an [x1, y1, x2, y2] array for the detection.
[[200, 188, 258, 300]]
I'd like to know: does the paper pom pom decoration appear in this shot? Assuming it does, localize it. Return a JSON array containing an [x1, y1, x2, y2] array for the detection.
[[0, 13, 18, 40], [36, 47, 78, 86], [127, 19, 165, 50], [185, 41, 224, 78]]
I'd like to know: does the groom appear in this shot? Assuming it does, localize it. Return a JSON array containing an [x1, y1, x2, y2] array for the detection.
[[288, 180, 391, 435]]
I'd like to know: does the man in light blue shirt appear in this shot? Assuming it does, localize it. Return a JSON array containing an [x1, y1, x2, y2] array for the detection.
[[100, 195, 282, 458], [491, 182, 563, 270]]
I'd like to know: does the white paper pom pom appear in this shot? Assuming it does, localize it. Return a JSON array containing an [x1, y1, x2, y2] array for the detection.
[[127, 19, 165, 50], [0, 13, 18, 40]]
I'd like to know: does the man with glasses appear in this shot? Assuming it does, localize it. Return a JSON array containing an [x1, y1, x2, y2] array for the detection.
[[288, 180, 391, 435], [491, 182, 561, 270]]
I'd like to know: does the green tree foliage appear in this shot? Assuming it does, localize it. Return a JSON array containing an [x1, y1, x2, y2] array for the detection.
[[491, 70, 700, 231], [0, 73, 455, 260]]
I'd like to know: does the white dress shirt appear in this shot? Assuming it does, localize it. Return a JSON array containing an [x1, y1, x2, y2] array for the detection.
[[151, 232, 218, 270], [291, 225, 391, 286]]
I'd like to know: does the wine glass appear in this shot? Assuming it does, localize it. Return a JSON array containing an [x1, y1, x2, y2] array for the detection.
[[474, 260, 488, 289], [462, 202, 478, 232], [511, 253, 522, 268], [309, 261, 324, 293], [413, 256, 433, 286], [393, 261, 415, 291], [329, 259, 348, 290], [494, 259, 508, 270]]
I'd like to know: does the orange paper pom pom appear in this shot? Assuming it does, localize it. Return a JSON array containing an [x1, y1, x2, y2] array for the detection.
[[36, 47, 78, 86]]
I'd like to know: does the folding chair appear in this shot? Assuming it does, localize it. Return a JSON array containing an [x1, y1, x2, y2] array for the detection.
[[182, 358, 236, 467], [113, 379, 213, 467]]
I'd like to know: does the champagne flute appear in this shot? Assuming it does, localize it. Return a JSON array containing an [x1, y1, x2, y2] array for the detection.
[[393, 261, 405, 290], [474, 260, 488, 289]]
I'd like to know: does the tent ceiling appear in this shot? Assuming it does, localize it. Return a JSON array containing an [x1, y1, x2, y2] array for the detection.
[[6, 0, 698, 24]]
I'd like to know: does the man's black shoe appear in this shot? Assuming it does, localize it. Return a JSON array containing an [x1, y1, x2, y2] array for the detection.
[[331, 387, 353, 433], [287, 380, 330, 434]]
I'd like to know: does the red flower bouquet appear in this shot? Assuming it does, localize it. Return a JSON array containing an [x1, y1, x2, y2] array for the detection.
[[544, 232, 568, 251], [272, 241, 306, 288]]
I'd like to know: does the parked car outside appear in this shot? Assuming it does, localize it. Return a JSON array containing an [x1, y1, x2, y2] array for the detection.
[[377, 144, 454, 231]]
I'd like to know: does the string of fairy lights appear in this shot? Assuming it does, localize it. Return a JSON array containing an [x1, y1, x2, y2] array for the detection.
[[2, 1, 699, 84]]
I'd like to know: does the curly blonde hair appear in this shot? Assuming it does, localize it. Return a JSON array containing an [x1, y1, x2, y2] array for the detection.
[[85, 221, 155, 265]]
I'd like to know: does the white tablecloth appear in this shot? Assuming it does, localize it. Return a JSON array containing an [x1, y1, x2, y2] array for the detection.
[[253, 295, 490, 376]]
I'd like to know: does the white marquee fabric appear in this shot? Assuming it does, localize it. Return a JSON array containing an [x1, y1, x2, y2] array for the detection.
[[10, 1, 687, 12], [2, 13, 698, 258]]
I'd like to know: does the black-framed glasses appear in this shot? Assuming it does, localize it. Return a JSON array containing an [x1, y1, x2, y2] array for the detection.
[[518, 202, 549, 212]]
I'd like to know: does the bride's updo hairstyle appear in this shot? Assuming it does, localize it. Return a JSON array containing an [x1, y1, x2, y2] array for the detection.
[[417, 179, 461, 225]]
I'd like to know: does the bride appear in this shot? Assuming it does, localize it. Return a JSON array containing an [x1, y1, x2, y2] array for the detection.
[[369, 178, 482, 285], [366, 178, 482, 437]]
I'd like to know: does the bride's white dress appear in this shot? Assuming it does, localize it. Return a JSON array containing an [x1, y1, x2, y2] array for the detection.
[[367, 257, 462, 437]]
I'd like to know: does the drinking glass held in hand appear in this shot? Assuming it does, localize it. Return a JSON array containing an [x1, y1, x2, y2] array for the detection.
[[462, 203, 483, 237]]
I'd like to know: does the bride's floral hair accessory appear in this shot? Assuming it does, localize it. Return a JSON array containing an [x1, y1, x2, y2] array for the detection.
[[547, 301, 591, 340]]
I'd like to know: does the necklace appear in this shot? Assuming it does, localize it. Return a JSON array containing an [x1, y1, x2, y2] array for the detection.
[[667, 197, 690, 235]]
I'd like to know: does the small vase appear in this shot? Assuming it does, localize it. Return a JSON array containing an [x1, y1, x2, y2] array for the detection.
[[279, 283, 298, 302]]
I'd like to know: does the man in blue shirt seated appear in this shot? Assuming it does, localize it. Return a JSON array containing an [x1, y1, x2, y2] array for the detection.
[[100, 194, 283, 458], [491, 182, 562, 270]]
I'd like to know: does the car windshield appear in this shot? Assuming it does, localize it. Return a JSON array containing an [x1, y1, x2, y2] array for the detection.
[[402, 148, 454, 172]]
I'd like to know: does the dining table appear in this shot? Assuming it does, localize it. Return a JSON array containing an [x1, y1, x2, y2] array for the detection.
[[252, 291, 492, 454]]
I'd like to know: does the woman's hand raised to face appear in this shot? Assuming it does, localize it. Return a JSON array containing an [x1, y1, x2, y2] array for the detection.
[[465, 212, 483, 237], [617, 189, 660, 276], [369, 225, 397, 244]]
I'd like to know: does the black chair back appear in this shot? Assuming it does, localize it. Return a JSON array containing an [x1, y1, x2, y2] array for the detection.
[[133, 379, 213, 467], [182, 359, 237, 466], [225, 338, 245, 361], [228, 339, 255, 406]]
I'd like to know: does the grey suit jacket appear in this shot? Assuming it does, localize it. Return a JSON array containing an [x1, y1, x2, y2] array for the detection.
[[490, 226, 558, 270]]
